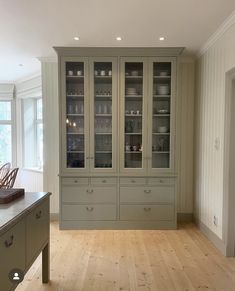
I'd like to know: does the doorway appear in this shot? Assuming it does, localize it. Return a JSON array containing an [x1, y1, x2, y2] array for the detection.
[[223, 68, 235, 256]]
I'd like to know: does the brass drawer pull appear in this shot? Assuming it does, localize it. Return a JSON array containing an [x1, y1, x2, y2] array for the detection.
[[159, 179, 164, 183], [74, 180, 78, 183], [4, 235, 14, 248], [144, 207, 151, 212], [35, 210, 42, 219], [86, 189, 94, 194], [144, 189, 151, 194], [102, 180, 107, 183], [131, 179, 136, 183], [86, 207, 94, 212]]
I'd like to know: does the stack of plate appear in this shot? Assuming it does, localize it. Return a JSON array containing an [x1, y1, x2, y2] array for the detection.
[[126, 87, 137, 95], [156, 84, 170, 95]]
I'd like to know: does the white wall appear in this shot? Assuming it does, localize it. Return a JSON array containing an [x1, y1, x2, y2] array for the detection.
[[195, 18, 235, 239], [41, 62, 59, 214], [40, 58, 195, 216]]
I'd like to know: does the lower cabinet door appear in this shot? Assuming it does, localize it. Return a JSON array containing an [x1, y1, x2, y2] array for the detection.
[[62, 204, 117, 220], [0, 218, 25, 291], [120, 204, 174, 221], [26, 198, 49, 266]]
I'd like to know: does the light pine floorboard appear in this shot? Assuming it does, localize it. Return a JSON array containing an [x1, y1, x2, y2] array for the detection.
[[16, 222, 235, 291]]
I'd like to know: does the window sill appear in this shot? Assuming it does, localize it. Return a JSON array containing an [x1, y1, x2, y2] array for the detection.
[[22, 167, 43, 173]]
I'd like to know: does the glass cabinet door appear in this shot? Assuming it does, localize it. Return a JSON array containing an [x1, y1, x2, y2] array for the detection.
[[150, 59, 175, 171], [120, 58, 147, 172], [64, 60, 88, 169], [90, 59, 117, 172]]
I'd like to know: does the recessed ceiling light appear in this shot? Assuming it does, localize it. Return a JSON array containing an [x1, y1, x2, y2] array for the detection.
[[159, 36, 165, 41], [116, 37, 122, 41], [74, 36, 80, 41]]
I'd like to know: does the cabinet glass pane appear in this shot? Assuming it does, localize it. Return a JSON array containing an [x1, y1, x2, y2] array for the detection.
[[124, 62, 143, 168], [152, 62, 171, 168], [94, 62, 112, 168], [65, 62, 85, 168]]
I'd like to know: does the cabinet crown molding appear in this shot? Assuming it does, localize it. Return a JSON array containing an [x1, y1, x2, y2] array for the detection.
[[54, 47, 184, 57]]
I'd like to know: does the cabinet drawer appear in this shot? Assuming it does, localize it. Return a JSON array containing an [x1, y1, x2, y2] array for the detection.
[[120, 205, 174, 221], [62, 204, 116, 220], [91, 177, 117, 185], [148, 177, 175, 185], [0, 218, 25, 291], [62, 177, 89, 185], [62, 187, 116, 203], [120, 186, 174, 203], [26, 198, 49, 266], [120, 177, 146, 185]]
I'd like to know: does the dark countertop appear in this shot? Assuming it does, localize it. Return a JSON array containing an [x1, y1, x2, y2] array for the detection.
[[0, 192, 51, 235]]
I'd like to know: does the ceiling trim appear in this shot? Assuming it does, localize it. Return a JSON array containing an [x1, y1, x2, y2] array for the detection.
[[38, 56, 57, 63], [0, 84, 14, 100], [15, 71, 41, 85], [198, 10, 235, 57]]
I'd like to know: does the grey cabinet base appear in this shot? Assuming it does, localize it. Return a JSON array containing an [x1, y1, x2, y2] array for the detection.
[[60, 220, 177, 230]]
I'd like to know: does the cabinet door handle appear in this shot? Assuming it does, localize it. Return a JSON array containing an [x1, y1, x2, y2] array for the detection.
[[90, 157, 94, 160], [102, 180, 107, 183], [86, 189, 93, 194], [86, 157, 90, 160], [4, 235, 14, 248], [131, 179, 136, 183], [144, 207, 151, 212], [36, 210, 42, 219], [74, 180, 78, 183], [144, 189, 151, 193], [159, 179, 164, 183], [86, 207, 94, 212]]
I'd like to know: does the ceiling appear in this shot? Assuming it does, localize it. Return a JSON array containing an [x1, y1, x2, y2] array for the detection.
[[1, 0, 235, 83]]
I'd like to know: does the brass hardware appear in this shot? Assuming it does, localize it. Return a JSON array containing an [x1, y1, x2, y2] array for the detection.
[[4, 235, 14, 248], [144, 189, 151, 193], [36, 210, 42, 219], [86, 207, 94, 212]]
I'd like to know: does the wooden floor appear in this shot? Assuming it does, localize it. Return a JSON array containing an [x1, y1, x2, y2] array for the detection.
[[17, 222, 235, 291]]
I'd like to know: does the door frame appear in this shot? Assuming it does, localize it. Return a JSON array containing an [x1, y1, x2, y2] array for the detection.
[[223, 67, 235, 256]]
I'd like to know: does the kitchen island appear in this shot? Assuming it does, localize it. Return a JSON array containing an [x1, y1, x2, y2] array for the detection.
[[0, 192, 51, 291]]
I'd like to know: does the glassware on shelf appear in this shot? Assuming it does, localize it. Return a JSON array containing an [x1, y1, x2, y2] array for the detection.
[[103, 103, 108, 114], [80, 103, 84, 114]]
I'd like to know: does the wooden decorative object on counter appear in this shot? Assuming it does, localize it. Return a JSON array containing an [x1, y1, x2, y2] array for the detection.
[[0, 189, 25, 204]]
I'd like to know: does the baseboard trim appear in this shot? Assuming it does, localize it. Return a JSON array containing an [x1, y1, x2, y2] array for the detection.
[[50, 213, 59, 221], [177, 213, 193, 223], [194, 216, 227, 255]]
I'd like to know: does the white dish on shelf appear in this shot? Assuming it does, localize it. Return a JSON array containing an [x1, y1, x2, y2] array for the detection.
[[131, 70, 138, 76], [159, 71, 169, 76], [157, 126, 168, 133], [157, 109, 168, 114], [156, 84, 170, 95]]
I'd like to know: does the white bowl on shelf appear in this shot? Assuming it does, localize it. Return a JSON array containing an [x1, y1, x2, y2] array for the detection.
[[157, 126, 168, 133], [131, 70, 138, 76], [159, 71, 169, 76], [156, 109, 168, 114], [156, 84, 170, 95]]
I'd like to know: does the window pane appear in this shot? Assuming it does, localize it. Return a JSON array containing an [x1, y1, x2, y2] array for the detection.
[[36, 99, 42, 120], [37, 123, 43, 168], [0, 101, 11, 120], [0, 125, 11, 163]]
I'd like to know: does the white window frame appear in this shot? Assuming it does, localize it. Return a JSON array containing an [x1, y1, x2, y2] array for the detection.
[[22, 97, 43, 171], [0, 99, 16, 166]]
